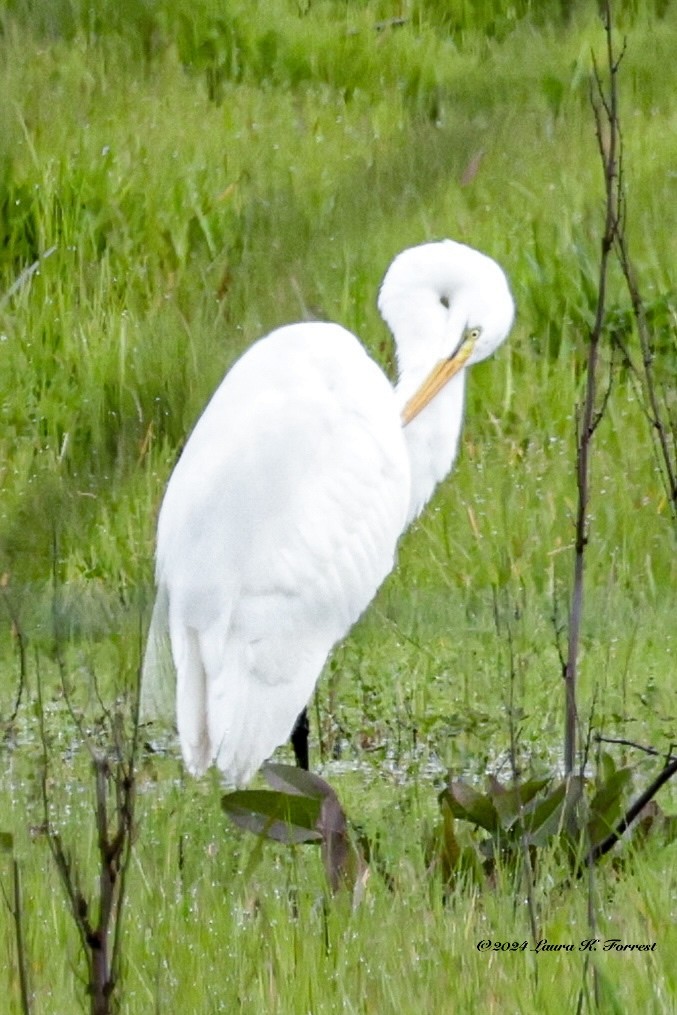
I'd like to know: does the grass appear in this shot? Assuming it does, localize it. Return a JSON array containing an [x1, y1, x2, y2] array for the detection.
[[3, 741, 677, 1013], [1, 0, 676, 1011]]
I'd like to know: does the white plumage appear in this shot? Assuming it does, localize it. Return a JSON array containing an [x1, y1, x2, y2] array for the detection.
[[141, 239, 515, 786]]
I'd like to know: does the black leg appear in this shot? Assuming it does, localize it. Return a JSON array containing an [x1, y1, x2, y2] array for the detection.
[[290, 707, 310, 770]]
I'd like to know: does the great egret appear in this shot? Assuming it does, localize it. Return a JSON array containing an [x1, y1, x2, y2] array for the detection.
[[141, 239, 514, 786]]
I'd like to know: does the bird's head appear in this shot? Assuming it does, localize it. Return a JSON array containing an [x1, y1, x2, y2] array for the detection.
[[377, 239, 515, 424]]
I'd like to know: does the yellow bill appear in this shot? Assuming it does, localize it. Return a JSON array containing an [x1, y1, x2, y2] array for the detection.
[[401, 332, 477, 425]]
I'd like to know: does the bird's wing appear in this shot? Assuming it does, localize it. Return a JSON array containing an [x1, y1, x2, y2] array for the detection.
[[141, 323, 410, 783]]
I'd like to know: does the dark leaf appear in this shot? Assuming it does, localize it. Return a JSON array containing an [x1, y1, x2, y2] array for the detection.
[[263, 765, 363, 892], [0, 831, 14, 853], [587, 768, 633, 847], [519, 780, 568, 846], [262, 762, 335, 800], [222, 789, 322, 845], [319, 793, 367, 896], [487, 775, 552, 829], [441, 779, 499, 833]]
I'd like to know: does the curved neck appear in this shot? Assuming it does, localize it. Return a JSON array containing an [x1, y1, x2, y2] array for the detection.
[[397, 369, 466, 525]]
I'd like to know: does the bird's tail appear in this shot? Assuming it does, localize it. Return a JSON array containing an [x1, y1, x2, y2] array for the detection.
[[141, 584, 214, 777], [139, 584, 175, 722], [198, 627, 325, 788], [142, 598, 327, 786]]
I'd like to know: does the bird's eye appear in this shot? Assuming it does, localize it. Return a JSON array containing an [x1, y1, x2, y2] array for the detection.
[[440, 295, 450, 309], [468, 326, 481, 340]]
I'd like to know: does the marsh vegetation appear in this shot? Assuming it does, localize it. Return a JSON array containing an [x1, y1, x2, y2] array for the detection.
[[1, 1, 676, 1011]]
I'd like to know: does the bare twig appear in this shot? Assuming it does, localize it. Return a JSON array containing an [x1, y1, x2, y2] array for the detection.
[[0, 584, 28, 723], [37, 580, 141, 1014], [595, 734, 677, 764], [36, 660, 90, 966], [614, 237, 677, 518], [579, 689, 599, 779], [12, 859, 32, 1015], [38, 712, 137, 1013], [563, 0, 623, 774], [550, 583, 568, 681], [0, 858, 32, 1014]]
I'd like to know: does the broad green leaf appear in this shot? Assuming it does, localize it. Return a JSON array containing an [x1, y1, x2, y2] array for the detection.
[[590, 767, 633, 815], [587, 768, 633, 847], [561, 775, 587, 839], [599, 751, 617, 785], [488, 775, 552, 829], [441, 780, 499, 833], [222, 789, 322, 844], [519, 780, 568, 846]]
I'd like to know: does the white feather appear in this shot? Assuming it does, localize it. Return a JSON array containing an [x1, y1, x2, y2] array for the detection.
[[141, 240, 514, 786]]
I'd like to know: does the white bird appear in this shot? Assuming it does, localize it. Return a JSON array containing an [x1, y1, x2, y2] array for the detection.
[[141, 239, 514, 787]]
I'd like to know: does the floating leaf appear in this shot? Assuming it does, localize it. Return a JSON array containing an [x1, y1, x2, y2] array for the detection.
[[222, 789, 322, 845]]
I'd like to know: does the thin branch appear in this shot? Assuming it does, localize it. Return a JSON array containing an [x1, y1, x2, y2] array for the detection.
[[595, 734, 677, 764], [13, 860, 32, 1015], [578, 756, 677, 874], [564, 0, 622, 775], [593, 4, 677, 519], [588, 343, 617, 438], [550, 584, 568, 680], [614, 233, 677, 516], [1, 859, 33, 1014], [37, 580, 140, 1014], [608, 327, 677, 513], [36, 655, 91, 962], [0, 585, 28, 723], [579, 690, 599, 779]]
